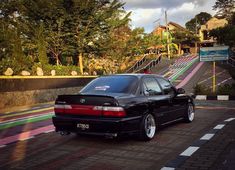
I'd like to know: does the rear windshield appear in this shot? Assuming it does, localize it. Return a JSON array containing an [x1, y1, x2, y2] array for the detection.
[[80, 75, 138, 94]]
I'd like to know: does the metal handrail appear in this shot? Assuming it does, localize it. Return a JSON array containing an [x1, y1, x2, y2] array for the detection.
[[126, 54, 147, 73], [135, 54, 162, 73]]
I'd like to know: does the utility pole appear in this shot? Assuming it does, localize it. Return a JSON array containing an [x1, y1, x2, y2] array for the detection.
[[195, 17, 198, 54], [165, 10, 170, 59], [153, 18, 160, 53]]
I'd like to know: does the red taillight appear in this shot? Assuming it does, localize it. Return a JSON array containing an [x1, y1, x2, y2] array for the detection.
[[103, 110, 126, 117], [93, 106, 126, 117], [54, 104, 72, 113], [54, 104, 126, 117]]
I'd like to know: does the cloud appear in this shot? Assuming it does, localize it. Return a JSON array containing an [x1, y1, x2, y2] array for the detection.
[[127, 8, 162, 32], [123, 0, 208, 10], [122, 0, 217, 33], [168, 1, 216, 26]]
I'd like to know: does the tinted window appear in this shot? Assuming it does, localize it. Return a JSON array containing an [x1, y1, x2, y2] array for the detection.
[[80, 75, 138, 94], [156, 78, 175, 95], [143, 77, 162, 95]]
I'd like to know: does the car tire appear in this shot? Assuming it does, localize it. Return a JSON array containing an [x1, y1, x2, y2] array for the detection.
[[139, 113, 156, 141], [184, 103, 195, 123]]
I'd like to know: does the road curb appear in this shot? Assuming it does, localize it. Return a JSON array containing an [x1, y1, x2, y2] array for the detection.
[[194, 95, 235, 100]]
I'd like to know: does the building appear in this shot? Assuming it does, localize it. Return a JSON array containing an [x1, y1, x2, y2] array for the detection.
[[199, 17, 228, 47], [152, 22, 186, 40], [152, 22, 197, 54], [152, 25, 166, 40]]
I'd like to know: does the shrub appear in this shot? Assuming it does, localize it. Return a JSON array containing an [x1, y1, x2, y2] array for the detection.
[[32, 63, 81, 76], [193, 84, 212, 95], [217, 83, 235, 95], [228, 67, 235, 80], [194, 83, 235, 95], [96, 69, 105, 75], [0, 57, 33, 75]]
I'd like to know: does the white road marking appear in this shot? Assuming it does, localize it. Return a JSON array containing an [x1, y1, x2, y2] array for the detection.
[[159, 68, 170, 75], [0, 145, 6, 148], [217, 77, 232, 86], [44, 130, 55, 133], [200, 133, 215, 140], [225, 118, 235, 122], [162, 118, 233, 169], [210, 77, 233, 89], [32, 107, 41, 109], [198, 70, 226, 84], [19, 136, 35, 141], [180, 146, 199, 156], [214, 124, 225, 129], [161, 167, 175, 170]]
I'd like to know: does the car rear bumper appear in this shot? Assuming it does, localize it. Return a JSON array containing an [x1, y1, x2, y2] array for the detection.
[[52, 115, 142, 136]]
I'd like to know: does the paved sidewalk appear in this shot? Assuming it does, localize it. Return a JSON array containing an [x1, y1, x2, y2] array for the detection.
[[177, 119, 235, 170]]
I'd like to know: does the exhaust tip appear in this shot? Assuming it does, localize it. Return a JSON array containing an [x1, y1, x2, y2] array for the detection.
[[59, 131, 71, 136], [105, 133, 118, 139]]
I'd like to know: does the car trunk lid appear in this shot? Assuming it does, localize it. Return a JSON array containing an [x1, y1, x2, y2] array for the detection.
[[54, 94, 126, 117]]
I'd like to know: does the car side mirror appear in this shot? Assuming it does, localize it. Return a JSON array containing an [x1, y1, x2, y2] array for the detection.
[[177, 88, 185, 94]]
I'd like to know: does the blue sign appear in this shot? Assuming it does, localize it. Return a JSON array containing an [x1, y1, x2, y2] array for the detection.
[[200, 46, 229, 62]]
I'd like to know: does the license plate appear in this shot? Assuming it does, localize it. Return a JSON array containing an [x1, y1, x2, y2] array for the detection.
[[77, 123, 89, 130]]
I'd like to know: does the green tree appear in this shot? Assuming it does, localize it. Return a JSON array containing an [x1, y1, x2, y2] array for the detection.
[[20, 0, 69, 65], [105, 25, 131, 58], [126, 27, 146, 55], [61, 0, 131, 72], [35, 24, 49, 65], [185, 12, 212, 32], [231, 12, 235, 25], [210, 0, 235, 48], [143, 34, 160, 51], [213, 0, 235, 19], [1, 0, 143, 75], [210, 25, 235, 47], [172, 29, 199, 54], [0, 0, 35, 73]]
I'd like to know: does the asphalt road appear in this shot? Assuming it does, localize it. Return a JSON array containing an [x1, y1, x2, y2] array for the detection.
[[182, 61, 235, 94], [197, 62, 234, 88], [0, 101, 235, 170], [150, 57, 234, 94]]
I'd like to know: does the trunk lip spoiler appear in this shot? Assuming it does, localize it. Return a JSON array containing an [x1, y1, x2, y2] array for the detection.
[[58, 93, 133, 99]]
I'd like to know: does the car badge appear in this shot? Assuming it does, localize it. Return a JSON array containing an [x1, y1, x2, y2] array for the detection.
[[80, 99, 86, 103]]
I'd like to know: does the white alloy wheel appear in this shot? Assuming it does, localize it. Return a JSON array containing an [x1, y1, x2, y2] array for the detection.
[[187, 103, 195, 122], [144, 114, 156, 139]]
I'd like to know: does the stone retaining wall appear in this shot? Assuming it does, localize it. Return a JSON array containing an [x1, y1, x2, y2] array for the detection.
[[0, 87, 82, 110], [0, 77, 96, 110]]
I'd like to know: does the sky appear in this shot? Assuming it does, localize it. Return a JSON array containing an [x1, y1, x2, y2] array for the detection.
[[122, 0, 217, 33]]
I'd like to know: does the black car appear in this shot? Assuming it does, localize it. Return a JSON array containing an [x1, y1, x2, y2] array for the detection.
[[52, 74, 195, 141]]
